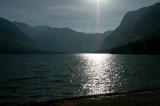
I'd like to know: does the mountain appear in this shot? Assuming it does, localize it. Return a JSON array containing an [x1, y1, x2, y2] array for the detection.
[[14, 22, 111, 53], [0, 17, 111, 53], [107, 27, 160, 54], [0, 17, 30, 43], [101, 2, 160, 54], [0, 17, 43, 53]]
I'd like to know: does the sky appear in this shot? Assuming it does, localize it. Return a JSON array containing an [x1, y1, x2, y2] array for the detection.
[[0, 0, 160, 33]]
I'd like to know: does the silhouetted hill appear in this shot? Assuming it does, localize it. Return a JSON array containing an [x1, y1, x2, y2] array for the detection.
[[0, 17, 44, 53], [14, 22, 111, 53], [0, 17, 31, 43], [0, 17, 111, 53], [101, 2, 160, 54]]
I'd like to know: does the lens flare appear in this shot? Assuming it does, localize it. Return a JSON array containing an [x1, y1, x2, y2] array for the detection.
[[87, 0, 110, 32], [96, 0, 101, 33]]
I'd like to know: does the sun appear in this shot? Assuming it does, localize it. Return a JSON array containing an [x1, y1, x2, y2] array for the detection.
[[87, 0, 108, 5], [94, 0, 105, 3], [96, 0, 102, 3]]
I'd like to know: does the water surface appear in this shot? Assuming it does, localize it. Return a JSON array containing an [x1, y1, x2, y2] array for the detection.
[[0, 54, 160, 103]]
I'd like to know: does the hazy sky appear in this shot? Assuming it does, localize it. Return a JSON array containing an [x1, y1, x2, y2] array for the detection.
[[0, 0, 159, 32]]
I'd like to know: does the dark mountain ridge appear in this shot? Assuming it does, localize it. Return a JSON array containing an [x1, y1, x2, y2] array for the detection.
[[14, 22, 111, 53], [101, 2, 160, 54], [0, 17, 111, 53], [0, 17, 44, 53]]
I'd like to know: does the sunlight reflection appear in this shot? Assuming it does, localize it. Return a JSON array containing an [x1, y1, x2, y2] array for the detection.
[[79, 54, 114, 95]]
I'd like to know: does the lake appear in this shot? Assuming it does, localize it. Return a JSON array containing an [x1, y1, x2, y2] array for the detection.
[[0, 54, 160, 104]]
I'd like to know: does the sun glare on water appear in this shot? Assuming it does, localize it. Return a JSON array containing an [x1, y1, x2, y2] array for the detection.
[[79, 54, 114, 94]]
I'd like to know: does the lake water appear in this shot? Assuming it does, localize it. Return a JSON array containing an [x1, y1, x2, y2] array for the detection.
[[1, 54, 160, 103]]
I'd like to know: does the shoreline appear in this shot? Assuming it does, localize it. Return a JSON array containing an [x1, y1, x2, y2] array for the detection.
[[3, 88, 160, 106]]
